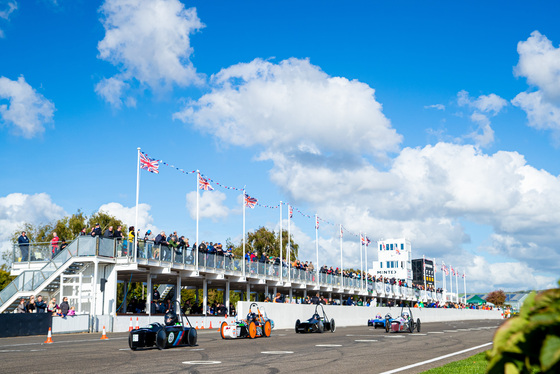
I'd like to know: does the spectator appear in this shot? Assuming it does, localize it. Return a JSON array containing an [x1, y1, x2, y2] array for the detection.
[[103, 226, 114, 238], [35, 295, 47, 313], [51, 232, 59, 258], [26, 295, 36, 313], [144, 230, 155, 258], [67, 306, 76, 316], [17, 231, 30, 262], [16, 298, 27, 313], [153, 287, 160, 301], [59, 239, 68, 252], [47, 297, 58, 314], [114, 226, 123, 239], [60, 297, 70, 316], [155, 231, 169, 261], [273, 293, 283, 303], [79, 228, 87, 236], [311, 293, 320, 305], [92, 223, 102, 237]]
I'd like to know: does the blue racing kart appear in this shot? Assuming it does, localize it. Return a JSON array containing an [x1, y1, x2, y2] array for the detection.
[[368, 313, 393, 329]]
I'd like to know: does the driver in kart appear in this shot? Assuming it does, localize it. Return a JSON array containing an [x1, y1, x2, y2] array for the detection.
[[165, 311, 180, 326]]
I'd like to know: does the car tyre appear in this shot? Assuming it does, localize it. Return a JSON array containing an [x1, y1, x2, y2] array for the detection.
[[295, 319, 301, 333], [220, 321, 228, 339], [330, 319, 336, 333], [264, 320, 272, 337], [416, 319, 421, 332], [155, 328, 166, 350], [409, 321, 414, 333], [128, 333, 137, 350], [385, 319, 390, 333], [187, 328, 198, 346], [248, 321, 257, 339]]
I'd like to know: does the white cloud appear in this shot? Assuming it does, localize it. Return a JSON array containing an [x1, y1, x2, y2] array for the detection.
[[0, 76, 55, 138], [174, 58, 402, 159], [185, 190, 229, 221], [515, 31, 560, 102], [456, 90, 507, 147], [0, 193, 66, 262], [97, 0, 204, 106], [0, 1, 17, 38], [97, 202, 157, 233], [424, 104, 445, 110], [513, 31, 560, 136]]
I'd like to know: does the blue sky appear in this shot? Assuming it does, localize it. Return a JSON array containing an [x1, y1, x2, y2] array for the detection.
[[1, 0, 560, 292]]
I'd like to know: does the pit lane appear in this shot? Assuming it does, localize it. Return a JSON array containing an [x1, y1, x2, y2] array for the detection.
[[0, 319, 503, 374]]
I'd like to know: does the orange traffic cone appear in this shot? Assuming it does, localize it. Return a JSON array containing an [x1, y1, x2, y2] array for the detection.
[[200, 320, 205, 329], [195, 320, 199, 329], [129, 317, 133, 332], [100, 325, 109, 340], [209, 320, 213, 329], [135, 317, 139, 329], [44, 327, 53, 344]]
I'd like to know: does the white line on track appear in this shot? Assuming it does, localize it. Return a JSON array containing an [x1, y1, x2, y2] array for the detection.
[[408, 334, 427, 336], [428, 332, 444, 334], [183, 361, 221, 365], [261, 351, 294, 354], [0, 336, 128, 348], [346, 334, 376, 337], [316, 344, 342, 347], [443, 330, 458, 332], [378, 342, 493, 374], [383, 336, 405, 338], [354, 340, 378, 342]]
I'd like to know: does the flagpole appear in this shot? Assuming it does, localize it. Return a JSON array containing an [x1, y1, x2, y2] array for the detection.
[[242, 188, 246, 278], [455, 268, 459, 303], [339, 225, 343, 288], [315, 214, 319, 286], [359, 233, 363, 291], [449, 265, 453, 301], [364, 233, 368, 292], [463, 272, 467, 304], [196, 170, 199, 272], [279, 201, 283, 283], [423, 254, 426, 300], [134, 147, 140, 263], [433, 257, 437, 293], [442, 261, 446, 301], [288, 205, 291, 283]]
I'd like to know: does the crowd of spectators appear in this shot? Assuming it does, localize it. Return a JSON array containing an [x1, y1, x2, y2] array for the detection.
[[15, 295, 75, 317]]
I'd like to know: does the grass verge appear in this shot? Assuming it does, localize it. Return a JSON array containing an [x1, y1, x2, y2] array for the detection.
[[420, 351, 488, 373]]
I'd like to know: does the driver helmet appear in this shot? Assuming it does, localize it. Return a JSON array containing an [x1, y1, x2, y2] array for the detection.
[[402, 311, 410, 319], [313, 313, 320, 320], [164, 311, 178, 326]]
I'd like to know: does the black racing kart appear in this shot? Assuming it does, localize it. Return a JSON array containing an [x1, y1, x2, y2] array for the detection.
[[129, 301, 197, 350], [295, 304, 336, 333]]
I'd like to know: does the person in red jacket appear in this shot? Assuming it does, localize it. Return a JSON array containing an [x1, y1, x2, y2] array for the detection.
[[51, 232, 59, 258]]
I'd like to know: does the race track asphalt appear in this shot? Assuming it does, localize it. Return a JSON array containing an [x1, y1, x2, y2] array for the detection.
[[0, 319, 503, 374]]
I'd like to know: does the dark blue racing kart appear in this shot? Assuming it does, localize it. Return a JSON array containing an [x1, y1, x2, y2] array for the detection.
[[368, 313, 393, 329]]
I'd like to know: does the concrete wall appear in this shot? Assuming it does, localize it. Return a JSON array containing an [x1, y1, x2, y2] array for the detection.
[[237, 302, 503, 330], [113, 315, 236, 333], [52, 314, 90, 334]]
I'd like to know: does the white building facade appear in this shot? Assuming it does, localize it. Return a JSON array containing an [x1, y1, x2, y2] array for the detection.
[[370, 238, 412, 282]]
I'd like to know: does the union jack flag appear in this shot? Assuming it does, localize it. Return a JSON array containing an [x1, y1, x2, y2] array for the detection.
[[462, 272, 465, 279], [140, 153, 159, 174], [451, 267, 455, 276], [198, 175, 214, 191], [361, 235, 366, 245], [315, 216, 319, 230], [244, 193, 257, 208], [366, 237, 371, 246], [340, 226, 343, 238], [289, 205, 293, 219], [396, 248, 400, 255]]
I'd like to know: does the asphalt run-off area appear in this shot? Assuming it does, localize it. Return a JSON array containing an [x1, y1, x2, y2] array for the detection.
[[0, 319, 502, 374]]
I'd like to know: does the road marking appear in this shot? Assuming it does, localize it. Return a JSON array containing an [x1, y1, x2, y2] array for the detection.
[[355, 340, 378, 342], [383, 335, 405, 338], [443, 330, 458, 332], [0, 336, 128, 349], [378, 342, 493, 374], [316, 344, 342, 347], [346, 334, 376, 337], [119, 348, 129, 351], [187, 348, 205, 351], [428, 332, 444, 334], [457, 329, 470, 331], [408, 334, 427, 336], [183, 361, 221, 365], [262, 351, 294, 354], [0, 350, 23, 352], [275, 334, 287, 336]]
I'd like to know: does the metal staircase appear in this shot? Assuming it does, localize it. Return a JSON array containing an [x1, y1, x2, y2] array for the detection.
[[0, 236, 101, 314]]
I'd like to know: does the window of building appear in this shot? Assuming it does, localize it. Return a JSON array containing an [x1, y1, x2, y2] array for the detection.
[[401, 243, 404, 250]]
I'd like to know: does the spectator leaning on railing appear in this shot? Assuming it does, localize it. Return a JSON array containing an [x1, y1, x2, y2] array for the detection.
[[17, 231, 30, 262], [50, 232, 59, 258]]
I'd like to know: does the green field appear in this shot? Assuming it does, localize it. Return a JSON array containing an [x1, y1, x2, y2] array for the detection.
[[421, 351, 488, 374]]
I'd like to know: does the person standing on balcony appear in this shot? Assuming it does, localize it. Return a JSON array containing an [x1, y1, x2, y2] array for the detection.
[[35, 295, 47, 313], [17, 231, 30, 262], [92, 223, 102, 237], [103, 226, 114, 238], [51, 232, 59, 258]]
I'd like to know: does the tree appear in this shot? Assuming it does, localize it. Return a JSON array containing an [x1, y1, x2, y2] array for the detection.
[[486, 290, 507, 306], [0, 264, 15, 291], [228, 227, 299, 260]]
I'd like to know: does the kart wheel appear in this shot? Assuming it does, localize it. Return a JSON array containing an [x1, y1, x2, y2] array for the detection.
[[330, 319, 336, 333], [409, 321, 414, 333], [248, 321, 257, 339], [416, 319, 421, 332], [385, 321, 390, 333], [264, 321, 272, 337], [220, 321, 228, 339], [156, 328, 167, 350], [187, 328, 197, 346], [128, 333, 137, 351], [295, 319, 300, 333], [318, 321, 324, 333]]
